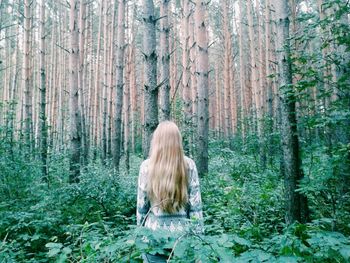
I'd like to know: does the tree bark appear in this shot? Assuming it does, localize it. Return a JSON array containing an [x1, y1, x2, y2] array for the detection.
[[39, 0, 48, 183], [195, 0, 209, 176], [93, 1, 104, 154], [159, 0, 171, 121], [79, 0, 88, 165], [69, 0, 82, 183], [24, 0, 33, 149], [238, 0, 246, 139], [142, 0, 158, 158], [275, 0, 309, 224], [114, 0, 126, 170], [222, 0, 232, 137]]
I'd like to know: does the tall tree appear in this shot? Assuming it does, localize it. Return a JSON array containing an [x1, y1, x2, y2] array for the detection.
[[79, 0, 88, 164], [24, 0, 33, 149], [222, 0, 232, 137], [114, 0, 126, 170], [275, 0, 309, 224], [142, 0, 158, 158], [238, 0, 246, 138], [92, 1, 104, 153], [181, 0, 193, 154], [159, 0, 170, 121], [195, 0, 209, 176], [69, 0, 82, 183], [39, 0, 48, 182], [102, 0, 110, 161]]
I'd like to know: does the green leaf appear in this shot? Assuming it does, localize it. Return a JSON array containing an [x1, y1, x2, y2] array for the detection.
[[47, 248, 61, 257], [174, 241, 188, 259], [340, 246, 350, 260], [57, 253, 68, 263], [46, 242, 63, 249], [232, 235, 251, 247], [62, 247, 72, 255]]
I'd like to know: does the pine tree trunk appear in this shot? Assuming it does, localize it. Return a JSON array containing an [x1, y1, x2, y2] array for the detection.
[[39, 0, 48, 183], [93, 1, 104, 154], [69, 0, 82, 183], [102, 0, 109, 161], [182, 0, 192, 153], [24, 0, 33, 149], [238, 0, 246, 139], [108, 0, 117, 158], [275, 0, 309, 224], [222, 0, 232, 137], [159, 0, 170, 121], [79, 0, 88, 165], [114, 0, 126, 170], [189, 10, 197, 128], [142, 0, 158, 158], [195, 0, 209, 176]]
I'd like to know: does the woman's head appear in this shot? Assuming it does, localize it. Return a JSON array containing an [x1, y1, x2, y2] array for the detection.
[[147, 121, 188, 213]]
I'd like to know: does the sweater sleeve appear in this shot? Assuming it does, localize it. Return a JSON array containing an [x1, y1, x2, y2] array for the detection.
[[187, 159, 204, 233], [136, 161, 150, 226]]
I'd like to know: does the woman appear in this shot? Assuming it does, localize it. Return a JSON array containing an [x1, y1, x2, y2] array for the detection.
[[136, 121, 203, 262]]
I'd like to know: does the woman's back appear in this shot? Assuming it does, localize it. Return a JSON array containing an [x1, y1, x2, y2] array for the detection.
[[136, 156, 203, 232]]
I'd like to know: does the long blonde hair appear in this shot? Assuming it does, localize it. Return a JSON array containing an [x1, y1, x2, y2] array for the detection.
[[147, 121, 188, 213]]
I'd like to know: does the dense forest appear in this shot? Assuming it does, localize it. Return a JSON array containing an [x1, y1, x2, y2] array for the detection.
[[0, 0, 349, 261]]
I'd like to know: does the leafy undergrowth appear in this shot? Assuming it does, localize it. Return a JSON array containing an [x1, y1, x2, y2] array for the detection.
[[0, 140, 349, 262]]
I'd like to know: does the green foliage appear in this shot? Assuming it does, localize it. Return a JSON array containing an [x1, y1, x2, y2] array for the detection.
[[1, 135, 350, 262]]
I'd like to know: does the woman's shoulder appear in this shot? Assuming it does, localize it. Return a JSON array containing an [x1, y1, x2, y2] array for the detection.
[[184, 156, 196, 171], [139, 159, 150, 178], [140, 158, 150, 168]]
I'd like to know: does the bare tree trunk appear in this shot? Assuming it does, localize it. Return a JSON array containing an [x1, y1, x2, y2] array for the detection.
[[24, 0, 33, 149], [93, 1, 104, 154], [69, 0, 82, 183], [195, 0, 209, 176], [222, 0, 232, 137], [79, 0, 88, 165], [182, 0, 192, 153], [39, 0, 48, 183], [275, 0, 309, 224], [129, 8, 137, 153], [124, 46, 131, 174], [189, 10, 197, 128], [108, 0, 117, 158], [215, 61, 221, 136], [114, 0, 126, 170], [159, 0, 171, 121], [238, 0, 246, 139], [142, 0, 158, 158], [102, 0, 109, 161]]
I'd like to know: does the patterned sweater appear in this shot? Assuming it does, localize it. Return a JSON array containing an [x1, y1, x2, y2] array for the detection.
[[136, 156, 203, 233]]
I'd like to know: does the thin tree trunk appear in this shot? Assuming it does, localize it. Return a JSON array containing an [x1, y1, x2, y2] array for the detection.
[[182, 0, 192, 153], [129, 7, 137, 153], [69, 0, 82, 183], [222, 0, 232, 137], [108, 0, 117, 158], [238, 0, 246, 139], [79, 0, 88, 165], [114, 0, 126, 170], [93, 1, 104, 154], [102, 0, 109, 161], [24, 0, 33, 149], [159, 0, 171, 121], [142, 0, 158, 158], [39, 0, 48, 183], [195, 0, 209, 176], [189, 10, 197, 129], [275, 0, 309, 224]]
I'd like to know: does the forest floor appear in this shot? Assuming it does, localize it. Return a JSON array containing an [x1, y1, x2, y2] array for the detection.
[[0, 140, 350, 262]]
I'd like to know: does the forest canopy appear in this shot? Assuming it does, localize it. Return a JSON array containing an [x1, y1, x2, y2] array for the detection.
[[0, 0, 349, 261]]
